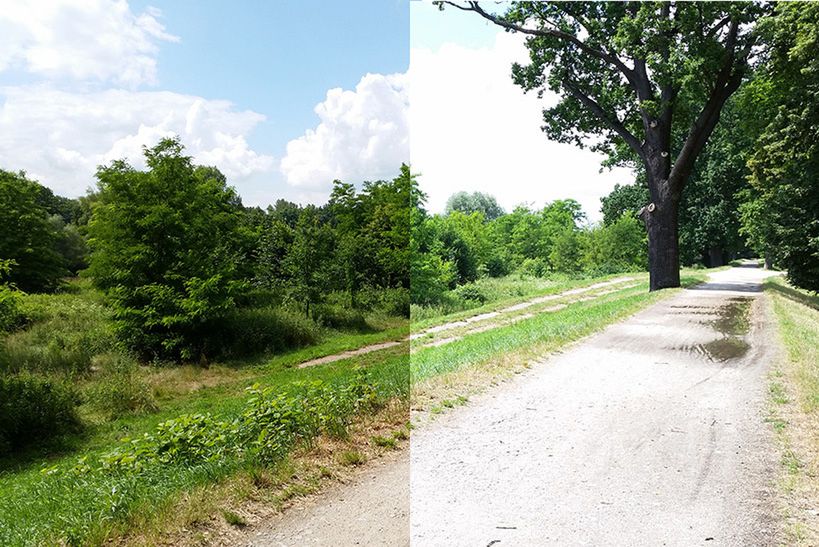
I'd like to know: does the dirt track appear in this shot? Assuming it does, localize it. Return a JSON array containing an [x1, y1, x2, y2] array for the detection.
[[250, 265, 781, 546], [411, 265, 780, 546]]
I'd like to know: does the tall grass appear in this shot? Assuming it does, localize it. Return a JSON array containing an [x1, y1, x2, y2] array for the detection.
[[0, 347, 409, 546], [0, 281, 116, 376]]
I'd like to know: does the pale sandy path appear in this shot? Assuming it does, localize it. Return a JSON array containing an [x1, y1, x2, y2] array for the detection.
[[248, 266, 781, 546], [411, 264, 781, 546], [246, 453, 409, 546]]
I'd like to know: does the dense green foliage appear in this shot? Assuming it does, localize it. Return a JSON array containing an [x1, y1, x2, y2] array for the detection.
[[741, 3, 819, 291], [411, 187, 646, 307], [600, 96, 756, 268], [0, 170, 69, 292], [85, 139, 410, 362], [88, 139, 248, 361], [0, 375, 80, 455], [0, 260, 24, 333], [441, 1, 768, 289], [0, 344, 408, 546]]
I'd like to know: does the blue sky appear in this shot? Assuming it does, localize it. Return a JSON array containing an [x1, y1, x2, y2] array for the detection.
[[140, 0, 408, 155], [0, 0, 628, 219], [0, 0, 409, 206]]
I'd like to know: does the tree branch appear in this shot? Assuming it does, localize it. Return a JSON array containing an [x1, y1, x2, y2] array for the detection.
[[669, 19, 742, 189], [562, 78, 645, 162], [440, 1, 639, 87]]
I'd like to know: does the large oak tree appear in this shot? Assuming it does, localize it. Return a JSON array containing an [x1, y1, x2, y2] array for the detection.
[[440, 1, 767, 290]]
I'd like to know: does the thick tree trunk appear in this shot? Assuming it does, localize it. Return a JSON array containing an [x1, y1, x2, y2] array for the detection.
[[645, 198, 681, 291], [708, 247, 724, 268]]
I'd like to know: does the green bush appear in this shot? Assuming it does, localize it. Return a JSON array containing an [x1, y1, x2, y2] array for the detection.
[[0, 285, 24, 333], [518, 257, 549, 278], [312, 303, 369, 331], [355, 287, 410, 317], [0, 374, 81, 455], [453, 284, 487, 304], [0, 289, 115, 375], [84, 354, 157, 421], [0, 260, 26, 333], [484, 254, 510, 278], [213, 306, 320, 358]]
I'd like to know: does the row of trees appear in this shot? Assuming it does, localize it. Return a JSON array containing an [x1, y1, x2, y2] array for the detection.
[[411, 187, 647, 305], [1, 139, 410, 361]]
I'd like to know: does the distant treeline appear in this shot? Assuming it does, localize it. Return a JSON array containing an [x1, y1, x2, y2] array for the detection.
[[411, 186, 647, 306]]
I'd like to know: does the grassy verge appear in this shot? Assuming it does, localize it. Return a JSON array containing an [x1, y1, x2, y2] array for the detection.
[[764, 277, 819, 545], [0, 279, 410, 546], [411, 272, 646, 331], [0, 344, 409, 546], [411, 272, 707, 414]]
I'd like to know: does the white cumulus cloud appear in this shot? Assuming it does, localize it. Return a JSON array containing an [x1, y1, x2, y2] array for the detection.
[[280, 72, 409, 190], [409, 31, 634, 222], [0, 86, 274, 196], [0, 0, 178, 87]]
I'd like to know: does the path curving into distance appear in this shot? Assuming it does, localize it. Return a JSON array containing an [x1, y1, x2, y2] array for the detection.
[[411, 264, 781, 546], [250, 265, 782, 546]]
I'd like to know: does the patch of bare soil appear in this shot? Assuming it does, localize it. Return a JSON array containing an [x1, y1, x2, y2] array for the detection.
[[297, 340, 405, 369]]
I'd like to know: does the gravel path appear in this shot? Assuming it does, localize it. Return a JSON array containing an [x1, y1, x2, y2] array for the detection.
[[246, 453, 409, 546], [411, 265, 780, 546], [249, 265, 781, 546]]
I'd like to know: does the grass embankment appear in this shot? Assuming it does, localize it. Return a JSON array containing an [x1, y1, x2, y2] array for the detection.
[[0, 279, 409, 546], [764, 276, 819, 545], [411, 271, 708, 414], [411, 272, 646, 327]]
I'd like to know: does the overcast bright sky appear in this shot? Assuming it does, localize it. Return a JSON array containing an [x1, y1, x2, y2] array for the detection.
[[409, 1, 635, 222], [0, 0, 633, 221]]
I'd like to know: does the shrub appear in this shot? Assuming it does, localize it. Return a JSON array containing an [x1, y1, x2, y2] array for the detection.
[[518, 257, 549, 278], [84, 354, 157, 421], [355, 287, 410, 317], [0, 285, 24, 333], [0, 289, 115, 375], [0, 260, 26, 333], [484, 254, 510, 278], [312, 303, 370, 331], [212, 306, 320, 359], [0, 374, 81, 455], [453, 284, 487, 304]]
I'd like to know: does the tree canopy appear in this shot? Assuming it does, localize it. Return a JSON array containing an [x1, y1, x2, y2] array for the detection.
[[0, 170, 68, 293], [445, 191, 505, 220], [88, 138, 248, 361], [740, 3, 819, 291]]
